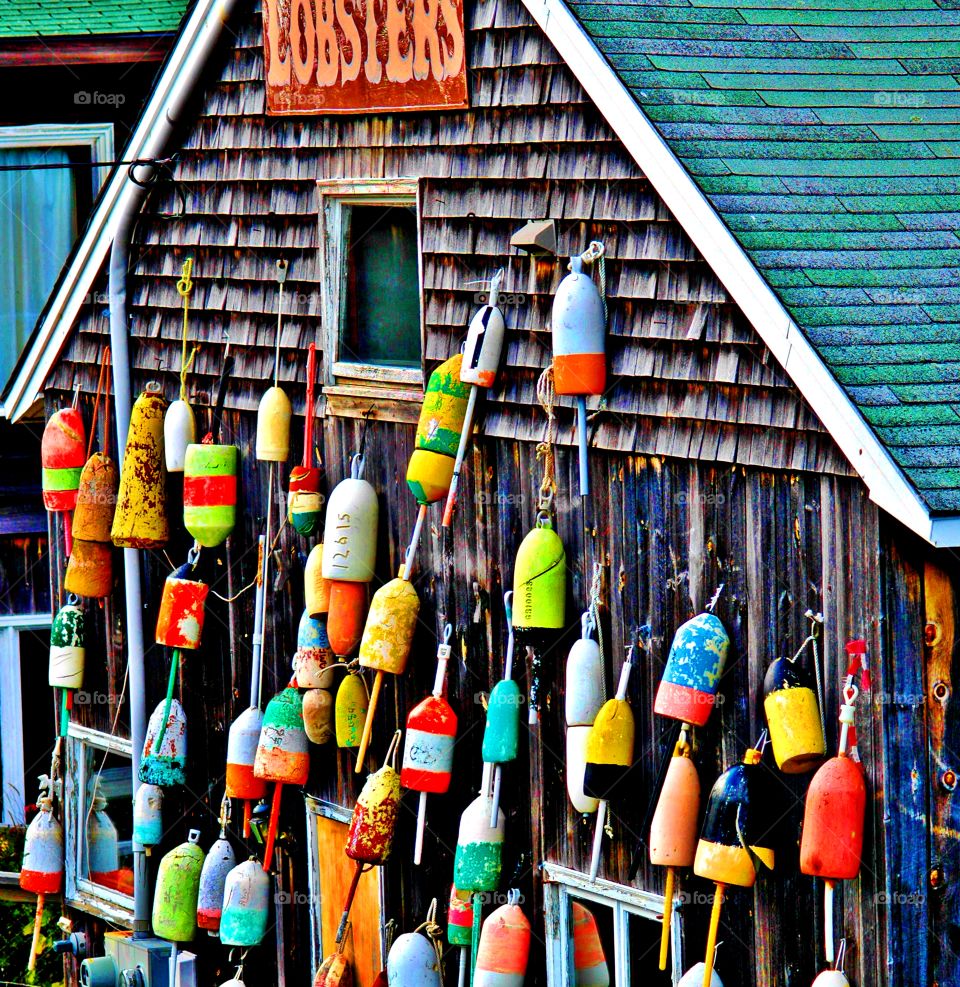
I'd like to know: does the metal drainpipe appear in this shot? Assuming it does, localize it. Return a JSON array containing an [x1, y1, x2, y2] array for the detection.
[[108, 0, 240, 937]]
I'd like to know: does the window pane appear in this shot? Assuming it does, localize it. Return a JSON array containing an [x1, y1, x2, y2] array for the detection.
[[79, 751, 133, 896], [0, 147, 79, 386], [569, 897, 616, 985], [627, 910, 673, 984], [342, 204, 420, 367]]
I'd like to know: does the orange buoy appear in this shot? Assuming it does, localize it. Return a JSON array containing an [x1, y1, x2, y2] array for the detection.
[[650, 731, 700, 970], [327, 580, 368, 658], [572, 902, 610, 986], [65, 452, 117, 598], [474, 892, 531, 987]]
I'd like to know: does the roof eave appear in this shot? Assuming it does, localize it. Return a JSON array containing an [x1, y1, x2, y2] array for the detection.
[[520, 0, 949, 547]]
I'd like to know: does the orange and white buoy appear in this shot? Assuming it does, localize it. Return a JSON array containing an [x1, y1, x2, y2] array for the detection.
[[572, 902, 610, 986], [20, 773, 63, 973], [473, 891, 531, 987]]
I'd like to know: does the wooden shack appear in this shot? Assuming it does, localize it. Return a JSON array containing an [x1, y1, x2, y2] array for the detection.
[[9, 0, 960, 983]]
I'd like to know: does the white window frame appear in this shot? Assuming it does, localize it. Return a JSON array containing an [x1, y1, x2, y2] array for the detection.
[[64, 722, 134, 926], [317, 178, 424, 398], [0, 123, 115, 195], [543, 862, 683, 986]]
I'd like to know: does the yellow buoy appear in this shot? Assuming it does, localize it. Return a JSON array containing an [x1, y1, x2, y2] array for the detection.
[[256, 386, 292, 462], [305, 544, 331, 618], [512, 517, 566, 631], [112, 384, 169, 549], [335, 671, 369, 748]]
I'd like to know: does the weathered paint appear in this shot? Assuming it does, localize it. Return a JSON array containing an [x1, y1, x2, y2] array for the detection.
[[401, 695, 458, 794], [305, 543, 332, 618], [254, 687, 309, 785], [483, 679, 521, 764], [152, 829, 204, 942], [197, 836, 238, 933], [72, 452, 118, 542], [387, 932, 442, 987], [20, 797, 63, 895], [763, 658, 826, 774], [41, 407, 86, 511], [406, 449, 456, 505], [64, 538, 113, 599], [296, 608, 335, 689], [327, 581, 368, 658], [49, 603, 85, 689], [655, 613, 730, 728], [256, 385, 292, 461], [141, 698, 188, 786], [335, 672, 369, 748], [314, 952, 353, 986], [583, 697, 635, 801], [572, 902, 609, 987], [552, 259, 606, 398], [183, 442, 239, 548], [447, 885, 474, 947], [288, 464, 323, 535], [800, 755, 866, 882], [133, 783, 164, 852], [473, 902, 531, 987], [454, 783, 504, 892], [345, 762, 401, 865], [322, 465, 379, 582], [155, 564, 209, 650], [512, 522, 566, 632], [359, 577, 420, 674], [226, 706, 268, 800], [164, 398, 196, 472], [112, 386, 169, 549], [220, 858, 271, 947], [303, 688, 334, 744], [650, 743, 700, 868]]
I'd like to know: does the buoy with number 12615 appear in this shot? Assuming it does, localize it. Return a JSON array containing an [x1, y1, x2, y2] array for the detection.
[[322, 454, 378, 582]]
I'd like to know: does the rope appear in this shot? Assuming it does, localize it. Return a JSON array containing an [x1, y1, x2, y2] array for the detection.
[[535, 365, 558, 509], [274, 259, 289, 387], [209, 515, 288, 603], [176, 258, 199, 403], [588, 562, 606, 700], [414, 899, 445, 978], [789, 610, 827, 745], [86, 346, 112, 459]]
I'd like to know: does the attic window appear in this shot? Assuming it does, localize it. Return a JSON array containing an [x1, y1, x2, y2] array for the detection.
[[318, 179, 423, 400]]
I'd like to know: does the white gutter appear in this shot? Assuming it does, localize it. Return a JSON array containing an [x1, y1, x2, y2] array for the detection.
[[521, 0, 955, 547], [1, 0, 237, 425]]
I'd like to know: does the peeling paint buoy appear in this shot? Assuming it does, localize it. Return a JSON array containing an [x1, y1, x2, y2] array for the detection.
[[49, 603, 85, 689], [152, 829, 204, 942], [220, 857, 271, 947]]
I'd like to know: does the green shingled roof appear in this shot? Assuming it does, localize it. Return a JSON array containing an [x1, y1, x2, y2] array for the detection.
[[566, 0, 960, 513], [0, 0, 187, 38]]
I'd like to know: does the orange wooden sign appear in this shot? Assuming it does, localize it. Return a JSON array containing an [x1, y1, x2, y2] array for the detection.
[[262, 0, 468, 115]]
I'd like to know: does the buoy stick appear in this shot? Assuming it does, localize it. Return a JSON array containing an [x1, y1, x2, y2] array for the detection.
[[59, 690, 69, 738], [336, 861, 364, 944], [355, 671, 384, 772], [152, 647, 181, 753], [824, 879, 835, 964], [458, 946, 468, 987], [489, 592, 515, 828], [63, 512, 73, 558], [576, 394, 589, 497], [414, 791, 429, 866], [589, 798, 607, 881], [257, 469, 276, 710], [471, 890, 483, 978], [262, 781, 283, 871], [442, 386, 479, 528], [703, 883, 725, 987], [250, 535, 267, 710], [404, 503, 428, 581], [27, 892, 44, 972], [243, 798, 252, 840], [303, 342, 317, 468], [659, 866, 674, 970]]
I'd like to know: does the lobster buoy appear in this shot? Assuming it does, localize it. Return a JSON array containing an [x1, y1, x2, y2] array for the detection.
[[552, 247, 606, 495], [764, 657, 826, 774], [454, 764, 505, 893], [256, 385, 292, 462], [112, 384, 169, 549], [156, 564, 209, 650], [474, 894, 531, 987], [304, 688, 334, 744], [327, 581, 368, 658], [220, 858, 271, 946], [255, 687, 309, 785], [65, 452, 118, 598], [152, 829, 204, 942], [336, 672, 369, 748], [566, 612, 604, 815], [322, 455, 378, 582], [290, 465, 324, 535], [695, 746, 775, 987], [679, 965, 723, 987], [572, 902, 610, 986], [650, 732, 700, 970], [305, 544, 332, 618], [140, 698, 188, 786], [49, 603, 85, 689], [86, 788, 120, 888], [315, 952, 353, 986], [164, 399, 196, 472], [42, 408, 86, 512], [198, 829, 237, 934], [406, 355, 472, 504], [296, 609, 334, 689], [812, 973, 849, 987], [21, 777, 63, 972], [655, 612, 729, 728], [448, 885, 473, 987], [226, 707, 268, 801], [183, 442, 239, 548], [512, 517, 566, 632], [387, 928, 442, 987], [483, 594, 521, 827], [133, 783, 163, 854]]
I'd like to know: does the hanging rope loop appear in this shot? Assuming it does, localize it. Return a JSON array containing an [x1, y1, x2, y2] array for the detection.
[[177, 257, 199, 402]]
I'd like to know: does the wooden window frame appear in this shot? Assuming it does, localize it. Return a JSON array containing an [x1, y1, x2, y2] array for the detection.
[[317, 178, 425, 420], [542, 862, 683, 986], [64, 723, 134, 926]]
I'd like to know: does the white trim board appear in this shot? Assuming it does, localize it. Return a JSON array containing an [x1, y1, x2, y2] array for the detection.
[[520, 0, 956, 546]]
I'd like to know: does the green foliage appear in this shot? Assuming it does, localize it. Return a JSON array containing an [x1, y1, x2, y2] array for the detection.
[[0, 827, 64, 987]]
